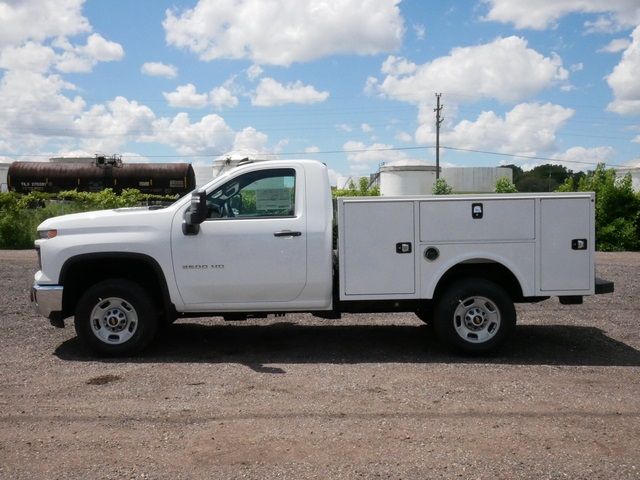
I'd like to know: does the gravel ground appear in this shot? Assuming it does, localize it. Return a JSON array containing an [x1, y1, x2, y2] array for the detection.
[[1, 250, 639, 479]]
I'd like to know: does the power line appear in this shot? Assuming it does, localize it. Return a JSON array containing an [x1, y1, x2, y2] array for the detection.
[[1, 144, 630, 168], [439, 146, 628, 168]]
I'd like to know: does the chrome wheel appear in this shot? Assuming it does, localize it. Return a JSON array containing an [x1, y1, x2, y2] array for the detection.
[[90, 297, 138, 345], [453, 296, 501, 344]]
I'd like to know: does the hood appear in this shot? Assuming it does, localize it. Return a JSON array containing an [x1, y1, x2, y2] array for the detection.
[[37, 206, 173, 233]]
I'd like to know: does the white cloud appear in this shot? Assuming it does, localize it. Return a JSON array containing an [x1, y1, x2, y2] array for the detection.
[[361, 123, 373, 133], [148, 113, 235, 155], [0, 2, 128, 155], [552, 146, 615, 171], [381, 55, 417, 75], [163, 83, 239, 110], [305, 146, 320, 153], [209, 85, 239, 110], [74, 96, 156, 152], [0, 35, 123, 75], [375, 37, 568, 105], [251, 78, 329, 106], [83, 33, 124, 62], [0, 42, 56, 72], [343, 140, 421, 173], [163, 0, 404, 66], [416, 103, 575, 156], [607, 26, 640, 114], [56, 33, 124, 73], [395, 131, 413, 142], [141, 62, 178, 79], [584, 15, 626, 34], [482, 0, 640, 31], [336, 124, 353, 132], [0, 0, 90, 48], [413, 23, 426, 40], [233, 127, 268, 152], [570, 62, 583, 72], [246, 64, 263, 81], [163, 84, 209, 108], [599, 38, 632, 53], [0, 70, 85, 152]]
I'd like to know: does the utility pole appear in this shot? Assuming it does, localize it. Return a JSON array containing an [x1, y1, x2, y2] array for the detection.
[[434, 93, 444, 179]]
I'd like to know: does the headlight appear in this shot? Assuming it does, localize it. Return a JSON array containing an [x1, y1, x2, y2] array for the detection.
[[37, 229, 57, 239]]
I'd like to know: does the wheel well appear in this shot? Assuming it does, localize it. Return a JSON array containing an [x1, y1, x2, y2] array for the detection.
[[433, 260, 524, 302], [59, 254, 173, 321]]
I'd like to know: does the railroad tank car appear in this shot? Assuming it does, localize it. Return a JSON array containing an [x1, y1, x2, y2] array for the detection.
[[7, 161, 196, 196]]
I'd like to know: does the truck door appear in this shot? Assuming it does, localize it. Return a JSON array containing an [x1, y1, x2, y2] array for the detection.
[[171, 167, 307, 306], [540, 197, 592, 291], [341, 200, 415, 296]]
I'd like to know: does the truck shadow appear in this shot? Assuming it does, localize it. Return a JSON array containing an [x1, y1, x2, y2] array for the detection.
[[54, 322, 640, 369]]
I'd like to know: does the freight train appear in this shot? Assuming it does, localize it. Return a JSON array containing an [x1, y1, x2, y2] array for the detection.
[[8, 158, 196, 197]]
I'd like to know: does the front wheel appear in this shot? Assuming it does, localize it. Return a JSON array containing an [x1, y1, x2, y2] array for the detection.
[[433, 279, 515, 354], [74, 279, 158, 356]]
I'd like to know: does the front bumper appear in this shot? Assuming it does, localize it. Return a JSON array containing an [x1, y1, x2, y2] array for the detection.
[[31, 283, 64, 319]]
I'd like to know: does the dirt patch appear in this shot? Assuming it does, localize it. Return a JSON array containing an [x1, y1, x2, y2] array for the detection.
[[1, 250, 639, 479], [85, 374, 122, 385]]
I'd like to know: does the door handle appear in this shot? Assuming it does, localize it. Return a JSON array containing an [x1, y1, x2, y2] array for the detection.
[[274, 230, 301, 237]]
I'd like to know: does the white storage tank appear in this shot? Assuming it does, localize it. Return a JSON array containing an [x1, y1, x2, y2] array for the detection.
[[379, 162, 438, 196], [192, 164, 215, 187], [0, 159, 12, 192], [615, 167, 640, 192], [442, 167, 512, 193]]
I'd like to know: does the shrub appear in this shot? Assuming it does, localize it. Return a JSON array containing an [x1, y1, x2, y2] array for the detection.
[[494, 177, 518, 193], [0, 189, 176, 249], [432, 178, 452, 195], [556, 164, 640, 251]]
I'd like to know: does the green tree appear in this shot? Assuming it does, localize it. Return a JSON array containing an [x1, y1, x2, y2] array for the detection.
[[432, 178, 452, 195], [504, 164, 584, 192], [494, 177, 518, 193]]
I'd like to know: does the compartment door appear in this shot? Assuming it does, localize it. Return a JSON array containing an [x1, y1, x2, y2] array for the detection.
[[540, 198, 591, 291], [342, 201, 415, 296]]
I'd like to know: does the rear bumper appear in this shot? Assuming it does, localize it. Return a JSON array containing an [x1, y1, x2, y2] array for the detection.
[[30, 283, 64, 319], [595, 277, 614, 295]]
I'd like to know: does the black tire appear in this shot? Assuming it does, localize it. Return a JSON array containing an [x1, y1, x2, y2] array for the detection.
[[433, 278, 515, 354], [74, 279, 158, 356], [415, 303, 433, 325]]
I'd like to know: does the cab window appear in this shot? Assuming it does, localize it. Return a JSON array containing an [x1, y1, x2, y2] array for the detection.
[[206, 168, 296, 219]]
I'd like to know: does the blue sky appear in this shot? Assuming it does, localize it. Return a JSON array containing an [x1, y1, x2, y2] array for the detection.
[[1, 0, 639, 184]]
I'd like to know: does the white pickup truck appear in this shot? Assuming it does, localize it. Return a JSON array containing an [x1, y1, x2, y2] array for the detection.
[[31, 159, 613, 356]]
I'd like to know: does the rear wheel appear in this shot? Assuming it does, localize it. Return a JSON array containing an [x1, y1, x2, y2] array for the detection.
[[74, 279, 158, 356], [433, 278, 515, 354]]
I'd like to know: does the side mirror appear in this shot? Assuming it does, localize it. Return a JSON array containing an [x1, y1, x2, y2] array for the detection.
[[183, 190, 207, 235], [188, 190, 208, 224]]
